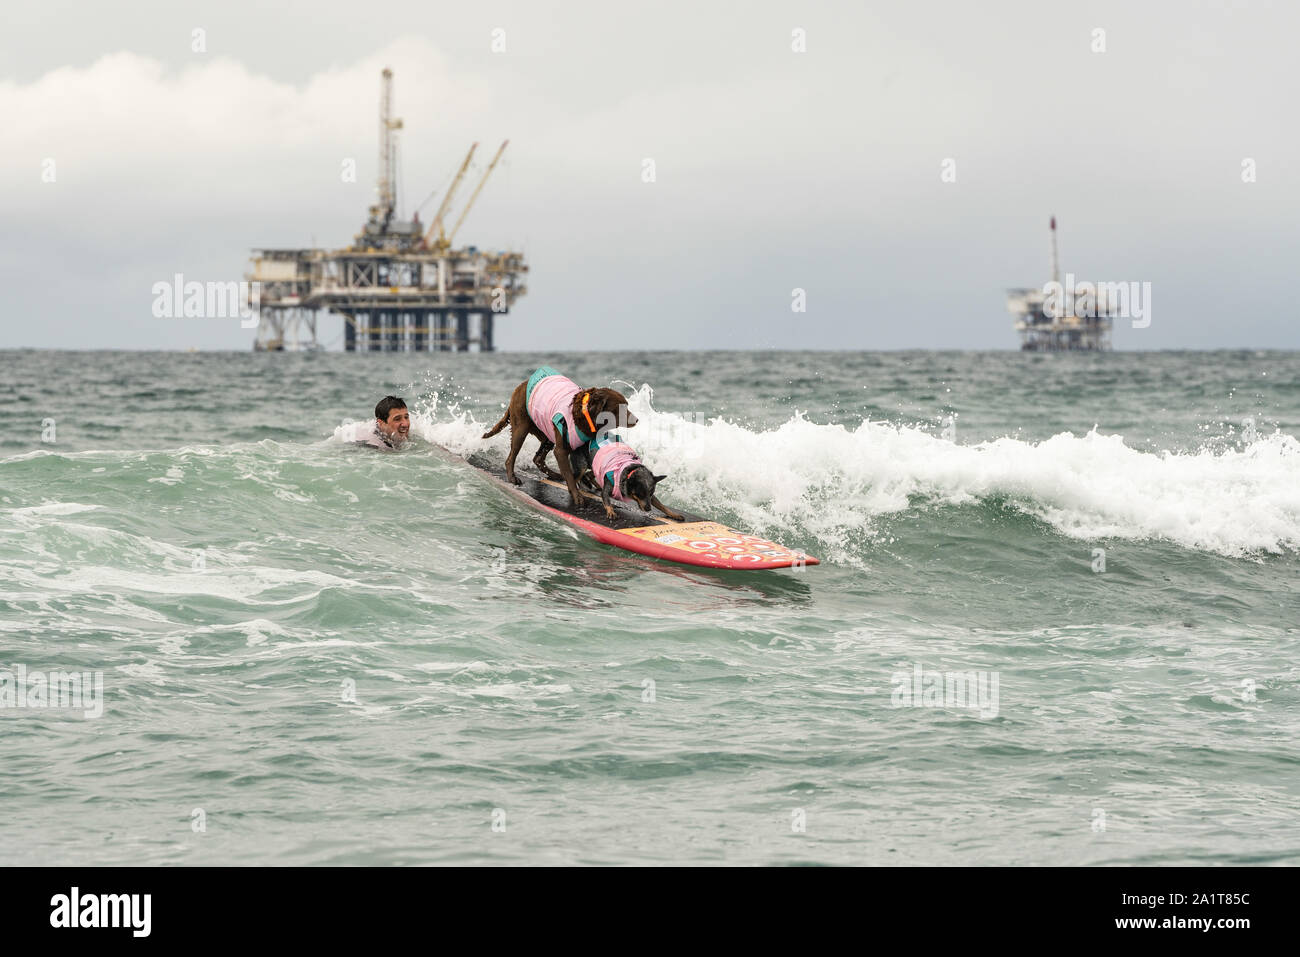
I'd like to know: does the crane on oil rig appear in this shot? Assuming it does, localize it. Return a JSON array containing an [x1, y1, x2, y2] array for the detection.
[[354, 67, 422, 250], [448, 140, 509, 245], [423, 143, 478, 251], [374, 68, 403, 231], [423, 140, 509, 252]]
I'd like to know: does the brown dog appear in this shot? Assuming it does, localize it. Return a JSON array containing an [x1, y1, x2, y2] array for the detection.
[[481, 367, 637, 509]]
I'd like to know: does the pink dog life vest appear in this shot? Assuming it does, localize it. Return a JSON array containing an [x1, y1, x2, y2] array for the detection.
[[526, 372, 588, 450], [590, 439, 642, 501]]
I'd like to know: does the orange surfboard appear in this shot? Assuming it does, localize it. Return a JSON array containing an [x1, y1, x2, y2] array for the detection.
[[438, 445, 818, 571]]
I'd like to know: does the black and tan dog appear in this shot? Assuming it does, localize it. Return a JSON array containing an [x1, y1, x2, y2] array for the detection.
[[568, 434, 684, 522], [481, 365, 637, 509]]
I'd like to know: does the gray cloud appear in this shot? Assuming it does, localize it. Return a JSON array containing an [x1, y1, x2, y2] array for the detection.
[[1, 0, 1296, 350]]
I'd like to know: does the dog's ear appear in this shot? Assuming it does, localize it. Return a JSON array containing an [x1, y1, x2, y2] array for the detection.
[[653, 474, 668, 483], [591, 388, 620, 417]]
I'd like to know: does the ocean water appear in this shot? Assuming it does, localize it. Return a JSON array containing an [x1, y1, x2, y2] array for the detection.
[[1, 349, 1297, 866]]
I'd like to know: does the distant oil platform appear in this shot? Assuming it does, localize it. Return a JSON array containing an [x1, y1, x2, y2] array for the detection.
[[247, 68, 527, 351], [1006, 217, 1116, 351]]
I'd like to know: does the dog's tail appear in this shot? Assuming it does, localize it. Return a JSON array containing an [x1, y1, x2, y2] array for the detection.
[[481, 411, 509, 439]]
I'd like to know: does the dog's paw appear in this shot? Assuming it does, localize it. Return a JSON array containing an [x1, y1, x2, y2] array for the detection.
[[603, 505, 617, 520], [508, 474, 523, 486]]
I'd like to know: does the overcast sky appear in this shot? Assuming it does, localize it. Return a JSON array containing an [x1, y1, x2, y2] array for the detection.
[[2, 0, 1296, 350]]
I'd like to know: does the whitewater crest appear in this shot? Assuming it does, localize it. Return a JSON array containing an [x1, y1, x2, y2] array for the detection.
[[334, 385, 1300, 561], [571, 386, 1300, 559]]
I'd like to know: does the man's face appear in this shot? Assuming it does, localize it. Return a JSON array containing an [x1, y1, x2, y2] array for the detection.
[[377, 407, 410, 444]]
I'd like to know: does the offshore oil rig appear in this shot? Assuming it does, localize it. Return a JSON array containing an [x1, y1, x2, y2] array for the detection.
[[247, 69, 527, 351], [1006, 217, 1115, 351]]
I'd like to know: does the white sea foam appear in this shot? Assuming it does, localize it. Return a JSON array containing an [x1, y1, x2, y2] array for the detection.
[[331, 421, 374, 444], [333, 411, 487, 455], [10, 502, 103, 517], [535, 386, 1300, 558], [340, 388, 1300, 559], [453, 681, 573, 699], [216, 618, 291, 647], [3, 562, 372, 604]]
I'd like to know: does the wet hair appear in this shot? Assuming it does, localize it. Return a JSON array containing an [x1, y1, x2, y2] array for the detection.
[[375, 396, 407, 423]]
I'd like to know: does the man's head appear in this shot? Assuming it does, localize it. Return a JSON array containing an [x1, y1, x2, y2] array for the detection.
[[375, 396, 410, 444]]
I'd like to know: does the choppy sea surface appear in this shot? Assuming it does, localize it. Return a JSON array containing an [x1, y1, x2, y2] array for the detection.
[[1, 349, 1297, 865]]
